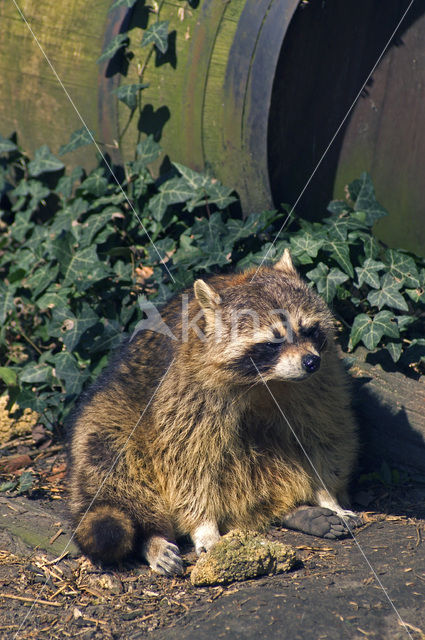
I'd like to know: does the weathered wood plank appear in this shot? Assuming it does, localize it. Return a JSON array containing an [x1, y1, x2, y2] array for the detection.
[[0, 496, 79, 558], [347, 352, 425, 475]]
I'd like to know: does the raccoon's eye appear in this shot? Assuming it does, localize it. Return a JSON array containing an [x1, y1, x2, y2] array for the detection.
[[300, 324, 319, 338], [300, 324, 327, 350], [264, 342, 281, 349]]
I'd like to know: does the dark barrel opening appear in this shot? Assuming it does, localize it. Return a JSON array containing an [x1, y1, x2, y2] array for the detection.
[[267, 0, 425, 256]]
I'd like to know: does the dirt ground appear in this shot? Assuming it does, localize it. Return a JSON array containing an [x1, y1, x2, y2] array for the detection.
[[0, 477, 424, 640]]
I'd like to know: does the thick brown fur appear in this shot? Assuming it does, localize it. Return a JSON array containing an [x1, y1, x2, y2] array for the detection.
[[67, 250, 358, 571]]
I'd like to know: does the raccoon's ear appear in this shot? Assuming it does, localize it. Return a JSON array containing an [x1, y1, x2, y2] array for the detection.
[[274, 248, 297, 275], [194, 279, 221, 309]]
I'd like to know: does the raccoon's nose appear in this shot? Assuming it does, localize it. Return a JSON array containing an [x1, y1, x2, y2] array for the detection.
[[302, 354, 321, 373]]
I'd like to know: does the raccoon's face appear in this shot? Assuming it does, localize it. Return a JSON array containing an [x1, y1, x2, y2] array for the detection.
[[193, 249, 334, 384]]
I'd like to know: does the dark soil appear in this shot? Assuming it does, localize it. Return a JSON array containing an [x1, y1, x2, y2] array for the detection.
[[0, 479, 424, 640]]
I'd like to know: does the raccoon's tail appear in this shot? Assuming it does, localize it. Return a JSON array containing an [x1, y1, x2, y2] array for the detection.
[[75, 505, 135, 564]]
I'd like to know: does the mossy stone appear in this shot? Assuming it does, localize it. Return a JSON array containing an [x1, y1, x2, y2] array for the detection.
[[190, 529, 297, 587]]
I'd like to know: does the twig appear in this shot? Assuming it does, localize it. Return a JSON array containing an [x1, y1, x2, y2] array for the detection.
[[0, 593, 62, 607], [49, 585, 67, 600], [32, 445, 64, 460], [49, 529, 64, 545], [16, 327, 43, 355], [0, 437, 35, 451], [398, 620, 425, 639], [82, 616, 108, 626], [43, 550, 69, 566]]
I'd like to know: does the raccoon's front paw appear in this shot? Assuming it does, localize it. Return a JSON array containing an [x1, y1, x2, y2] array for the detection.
[[143, 536, 184, 576], [191, 521, 221, 555], [282, 506, 362, 539]]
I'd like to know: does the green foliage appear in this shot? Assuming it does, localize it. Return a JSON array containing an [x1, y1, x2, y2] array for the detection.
[[114, 83, 149, 110], [0, 137, 424, 434], [27, 145, 64, 176], [97, 33, 130, 64], [97, 8, 177, 153], [0, 134, 18, 153], [59, 128, 94, 156], [140, 21, 170, 55]]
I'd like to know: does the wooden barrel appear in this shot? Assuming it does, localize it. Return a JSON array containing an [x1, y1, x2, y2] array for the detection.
[[0, 0, 115, 168], [1, 1, 424, 256], [267, 0, 425, 257], [107, 0, 300, 215]]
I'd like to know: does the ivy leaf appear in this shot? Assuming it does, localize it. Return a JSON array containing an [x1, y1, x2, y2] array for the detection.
[[325, 218, 349, 242], [306, 263, 348, 302], [9, 210, 32, 242], [19, 363, 53, 384], [79, 170, 109, 197], [373, 310, 400, 339], [56, 167, 84, 199], [27, 181, 50, 212], [149, 176, 194, 221], [109, 0, 139, 10], [353, 172, 388, 225], [17, 471, 33, 495], [290, 232, 324, 258], [350, 311, 399, 350], [202, 180, 236, 211], [171, 165, 236, 211], [25, 264, 60, 298], [28, 145, 64, 176], [114, 83, 149, 110], [327, 199, 349, 215], [36, 286, 71, 311], [349, 314, 374, 350], [141, 21, 169, 54], [0, 481, 17, 493], [52, 233, 109, 288], [405, 287, 425, 304], [384, 249, 420, 287], [0, 367, 17, 386], [355, 258, 385, 289], [58, 127, 94, 156], [51, 304, 99, 352], [396, 315, 416, 332], [348, 177, 362, 202], [349, 310, 398, 351], [323, 239, 354, 277], [0, 134, 18, 153], [135, 135, 162, 168], [52, 352, 84, 398], [173, 162, 210, 190], [349, 231, 381, 259], [385, 341, 403, 362], [78, 209, 117, 247], [367, 273, 409, 311], [0, 282, 16, 323], [97, 33, 129, 63]]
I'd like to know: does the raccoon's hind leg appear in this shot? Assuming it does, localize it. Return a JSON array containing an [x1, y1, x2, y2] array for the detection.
[[282, 506, 353, 539], [282, 490, 362, 540]]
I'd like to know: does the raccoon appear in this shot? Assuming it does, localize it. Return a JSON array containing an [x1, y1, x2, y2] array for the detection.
[[67, 249, 360, 575]]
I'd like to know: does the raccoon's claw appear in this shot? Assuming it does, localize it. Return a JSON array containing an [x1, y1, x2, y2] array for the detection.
[[282, 506, 362, 539], [144, 538, 184, 576], [153, 543, 184, 576]]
